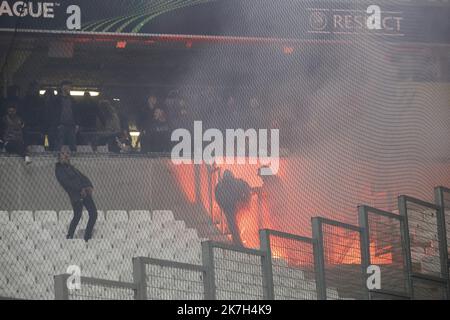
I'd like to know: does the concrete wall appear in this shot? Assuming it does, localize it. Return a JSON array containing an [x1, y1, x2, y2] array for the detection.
[[0, 154, 190, 212], [2, 152, 450, 241]]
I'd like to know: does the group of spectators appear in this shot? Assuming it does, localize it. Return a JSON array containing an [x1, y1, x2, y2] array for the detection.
[[136, 88, 277, 152], [1, 81, 295, 162], [0, 81, 133, 162]]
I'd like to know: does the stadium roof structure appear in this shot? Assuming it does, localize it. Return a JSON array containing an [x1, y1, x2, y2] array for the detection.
[[1, 0, 449, 89], [0, 0, 449, 46]]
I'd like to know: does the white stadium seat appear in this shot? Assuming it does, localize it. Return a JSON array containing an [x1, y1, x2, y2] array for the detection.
[[87, 239, 111, 251], [81, 249, 98, 261], [30, 260, 54, 275], [11, 239, 35, 251], [1, 284, 20, 299], [28, 145, 45, 153], [41, 220, 60, 229], [77, 145, 94, 153], [96, 210, 105, 222], [0, 227, 16, 241], [3, 228, 27, 243], [163, 220, 185, 230], [157, 227, 178, 240], [63, 239, 87, 251], [34, 211, 58, 224], [174, 247, 202, 264], [126, 229, 152, 241], [152, 210, 174, 224], [17, 249, 44, 264], [0, 241, 8, 253], [97, 145, 109, 153], [0, 211, 9, 223], [44, 224, 67, 240], [137, 238, 161, 250], [129, 210, 152, 223], [27, 229, 52, 241], [16, 222, 41, 233], [54, 250, 71, 263], [174, 228, 198, 242], [4, 264, 28, 280], [111, 239, 135, 251], [95, 226, 126, 241], [0, 272, 7, 286], [106, 210, 128, 223], [35, 239, 61, 251], [96, 249, 118, 262], [10, 210, 34, 224], [121, 248, 137, 260], [58, 210, 76, 224], [137, 221, 161, 233]]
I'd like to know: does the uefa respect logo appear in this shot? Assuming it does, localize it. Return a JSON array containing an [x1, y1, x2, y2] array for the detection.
[[170, 121, 280, 176], [308, 5, 403, 35]]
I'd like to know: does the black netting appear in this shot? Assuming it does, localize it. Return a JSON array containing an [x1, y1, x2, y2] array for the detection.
[[213, 247, 264, 300], [366, 211, 408, 295], [321, 223, 365, 300], [269, 235, 317, 300], [412, 277, 447, 300]]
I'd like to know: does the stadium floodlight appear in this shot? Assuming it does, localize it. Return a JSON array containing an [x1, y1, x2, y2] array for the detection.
[[39, 90, 100, 96], [70, 90, 100, 97], [39, 90, 58, 95]]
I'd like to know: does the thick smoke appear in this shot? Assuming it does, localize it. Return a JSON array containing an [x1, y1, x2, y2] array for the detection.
[[173, 0, 450, 236]]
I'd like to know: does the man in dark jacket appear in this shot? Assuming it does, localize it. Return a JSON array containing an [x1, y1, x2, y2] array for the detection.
[[21, 81, 45, 146], [214, 170, 252, 247], [55, 150, 97, 241], [50, 81, 79, 152]]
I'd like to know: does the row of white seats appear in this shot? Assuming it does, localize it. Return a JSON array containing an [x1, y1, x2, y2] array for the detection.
[[0, 207, 207, 299], [2, 226, 198, 249], [0, 210, 174, 225], [2, 238, 202, 264]]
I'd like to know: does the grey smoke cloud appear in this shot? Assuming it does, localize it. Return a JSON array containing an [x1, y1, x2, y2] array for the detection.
[[173, 0, 450, 234]]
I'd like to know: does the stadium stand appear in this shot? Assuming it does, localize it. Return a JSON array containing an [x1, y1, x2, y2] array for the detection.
[[1, 206, 352, 300], [0, 209, 202, 299], [0, 155, 448, 300]]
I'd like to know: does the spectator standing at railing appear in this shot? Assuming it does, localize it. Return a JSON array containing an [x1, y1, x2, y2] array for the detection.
[[138, 94, 159, 153], [50, 81, 79, 152], [143, 107, 171, 153], [55, 149, 98, 242], [171, 97, 193, 132], [94, 99, 121, 151], [79, 91, 98, 130], [1, 104, 32, 164], [21, 81, 46, 146]]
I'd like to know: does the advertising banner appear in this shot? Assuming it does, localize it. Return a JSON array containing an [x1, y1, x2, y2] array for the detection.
[[0, 0, 449, 44]]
